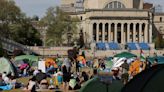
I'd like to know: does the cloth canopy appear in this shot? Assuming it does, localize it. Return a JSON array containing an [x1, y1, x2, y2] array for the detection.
[[114, 52, 137, 58]]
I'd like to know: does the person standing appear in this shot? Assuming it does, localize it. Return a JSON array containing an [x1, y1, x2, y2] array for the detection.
[[63, 58, 71, 72], [76, 60, 80, 73], [121, 60, 129, 84], [62, 65, 71, 91]]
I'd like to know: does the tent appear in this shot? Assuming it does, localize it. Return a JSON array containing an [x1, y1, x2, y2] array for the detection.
[[45, 58, 57, 68], [129, 60, 142, 76], [147, 56, 164, 64], [77, 56, 86, 65], [114, 52, 137, 58], [122, 64, 164, 92], [14, 55, 39, 66], [0, 57, 17, 76], [80, 76, 123, 92]]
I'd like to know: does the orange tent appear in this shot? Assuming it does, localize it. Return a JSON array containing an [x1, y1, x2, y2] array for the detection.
[[77, 56, 85, 61], [129, 60, 142, 76], [77, 56, 86, 64], [45, 58, 58, 68]]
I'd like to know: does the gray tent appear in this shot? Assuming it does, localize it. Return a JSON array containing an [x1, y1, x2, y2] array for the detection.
[[0, 57, 17, 76]]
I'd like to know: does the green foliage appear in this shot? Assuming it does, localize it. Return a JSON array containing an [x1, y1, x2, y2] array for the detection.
[[154, 35, 164, 49], [0, 0, 21, 37], [40, 6, 80, 46], [10, 18, 42, 46], [0, 0, 42, 46], [0, 43, 3, 57]]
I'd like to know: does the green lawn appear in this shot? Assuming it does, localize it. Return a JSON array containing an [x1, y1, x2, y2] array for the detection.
[[3, 67, 92, 92]]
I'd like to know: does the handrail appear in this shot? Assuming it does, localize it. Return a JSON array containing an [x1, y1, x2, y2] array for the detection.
[[0, 37, 39, 55]]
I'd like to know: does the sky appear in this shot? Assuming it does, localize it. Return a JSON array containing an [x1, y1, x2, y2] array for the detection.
[[14, 0, 164, 18], [14, 0, 60, 18]]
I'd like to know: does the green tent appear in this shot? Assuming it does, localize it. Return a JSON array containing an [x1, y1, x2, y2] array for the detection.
[[0, 57, 17, 76], [147, 56, 164, 64], [14, 55, 39, 66], [122, 64, 164, 92], [80, 76, 123, 92], [114, 52, 137, 58]]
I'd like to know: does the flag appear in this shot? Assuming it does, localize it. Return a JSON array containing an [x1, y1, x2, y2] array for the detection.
[[140, 49, 145, 61]]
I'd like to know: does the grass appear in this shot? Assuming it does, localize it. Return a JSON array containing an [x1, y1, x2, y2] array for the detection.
[[3, 67, 92, 92]]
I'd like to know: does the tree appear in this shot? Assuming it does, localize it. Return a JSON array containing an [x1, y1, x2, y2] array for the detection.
[[40, 6, 80, 46], [31, 15, 39, 21], [0, 43, 3, 57], [10, 17, 42, 46], [0, 0, 21, 38], [0, 0, 42, 46], [154, 34, 164, 49]]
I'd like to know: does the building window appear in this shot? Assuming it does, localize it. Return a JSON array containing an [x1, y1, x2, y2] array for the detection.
[[105, 1, 125, 9], [80, 16, 83, 21], [160, 17, 162, 22], [71, 3, 74, 7]]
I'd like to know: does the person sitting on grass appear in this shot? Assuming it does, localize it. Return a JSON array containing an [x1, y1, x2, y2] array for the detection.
[[68, 74, 81, 90], [0, 73, 6, 86], [80, 71, 89, 85], [23, 76, 36, 92]]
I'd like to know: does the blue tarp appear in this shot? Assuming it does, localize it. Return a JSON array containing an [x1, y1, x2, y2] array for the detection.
[[0, 85, 12, 90]]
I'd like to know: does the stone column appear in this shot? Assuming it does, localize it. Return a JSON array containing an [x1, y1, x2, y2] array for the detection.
[[139, 23, 142, 43], [121, 23, 124, 44], [108, 23, 111, 42], [144, 23, 148, 43], [88, 22, 93, 43], [127, 23, 130, 43], [96, 23, 99, 42], [102, 23, 105, 42], [133, 23, 136, 43], [149, 23, 152, 43], [114, 23, 117, 42]]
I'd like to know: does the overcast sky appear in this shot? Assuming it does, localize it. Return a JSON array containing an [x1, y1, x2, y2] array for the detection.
[[14, 0, 164, 18]]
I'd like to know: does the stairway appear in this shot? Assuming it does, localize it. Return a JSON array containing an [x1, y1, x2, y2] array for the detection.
[[0, 37, 39, 55]]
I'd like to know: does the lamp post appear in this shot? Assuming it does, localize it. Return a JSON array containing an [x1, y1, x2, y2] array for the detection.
[[41, 26, 47, 59]]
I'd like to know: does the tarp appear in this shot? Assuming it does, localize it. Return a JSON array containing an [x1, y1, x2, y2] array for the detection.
[[0, 57, 17, 76], [0, 85, 12, 90], [122, 64, 164, 92], [114, 52, 137, 58], [80, 76, 123, 92]]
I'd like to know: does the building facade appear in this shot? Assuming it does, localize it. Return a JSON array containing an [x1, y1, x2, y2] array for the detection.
[[61, 0, 160, 49]]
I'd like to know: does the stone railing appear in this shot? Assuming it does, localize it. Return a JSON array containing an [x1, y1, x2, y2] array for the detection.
[[0, 37, 39, 55], [28, 46, 164, 57]]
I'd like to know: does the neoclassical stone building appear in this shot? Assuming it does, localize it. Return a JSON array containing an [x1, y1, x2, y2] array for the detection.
[[61, 0, 161, 49]]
